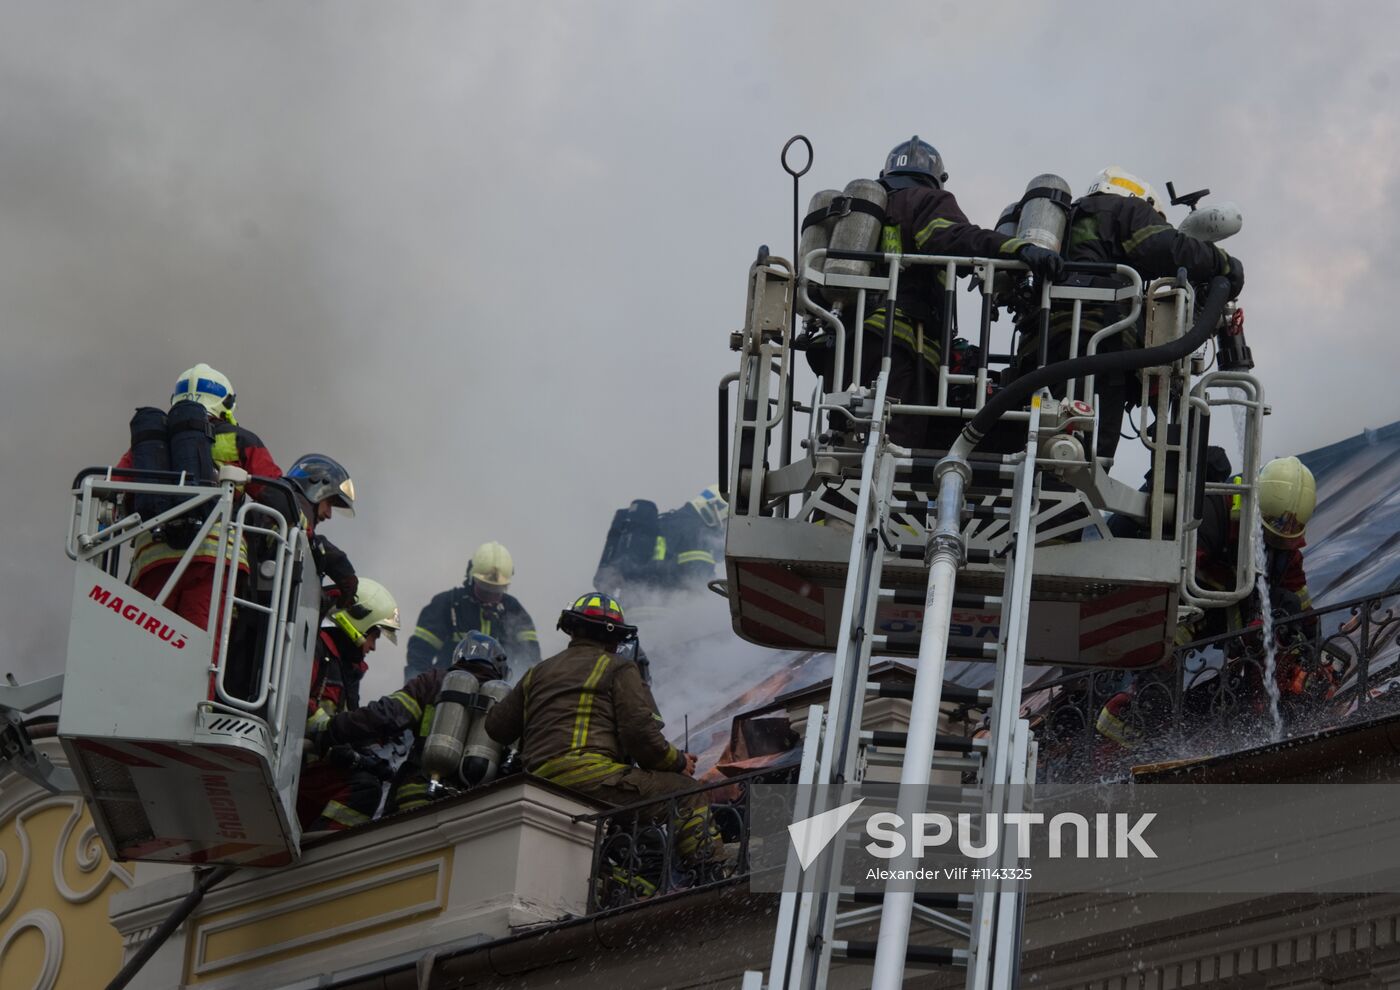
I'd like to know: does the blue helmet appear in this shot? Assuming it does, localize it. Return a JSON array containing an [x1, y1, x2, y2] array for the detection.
[[451, 631, 510, 682], [881, 136, 947, 188], [285, 453, 355, 516]]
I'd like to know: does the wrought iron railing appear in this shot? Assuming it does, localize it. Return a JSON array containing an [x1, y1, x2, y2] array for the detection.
[[578, 764, 798, 913], [1031, 586, 1400, 782]]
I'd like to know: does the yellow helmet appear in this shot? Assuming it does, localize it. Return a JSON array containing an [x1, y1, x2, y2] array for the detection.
[[172, 363, 236, 417], [1257, 456, 1316, 545], [331, 577, 401, 646], [467, 541, 514, 589]]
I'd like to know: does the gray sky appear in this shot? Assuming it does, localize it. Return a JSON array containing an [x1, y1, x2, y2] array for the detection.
[[4, 1, 1399, 708]]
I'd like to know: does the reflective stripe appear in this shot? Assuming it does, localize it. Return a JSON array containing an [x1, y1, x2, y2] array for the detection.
[[211, 431, 239, 465], [865, 311, 940, 367], [913, 216, 954, 250], [419, 703, 435, 738], [533, 751, 628, 787], [319, 800, 371, 828], [676, 550, 715, 566], [391, 690, 423, 724], [998, 236, 1028, 256], [306, 708, 331, 733], [880, 224, 902, 254], [652, 535, 667, 562], [130, 526, 249, 583], [480, 617, 491, 637], [413, 627, 445, 651], [570, 654, 611, 749], [519, 629, 539, 642], [1121, 223, 1172, 256]]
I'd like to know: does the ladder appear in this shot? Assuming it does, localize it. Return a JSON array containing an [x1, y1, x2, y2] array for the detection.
[[746, 364, 1043, 990]]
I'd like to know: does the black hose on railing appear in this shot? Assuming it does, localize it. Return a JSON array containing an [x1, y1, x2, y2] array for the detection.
[[957, 275, 1232, 453]]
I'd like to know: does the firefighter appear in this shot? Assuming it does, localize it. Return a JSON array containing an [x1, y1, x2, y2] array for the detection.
[[1014, 167, 1246, 460], [299, 578, 402, 831], [482, 593, 721, 870], [1097, 457, 1321, 750], [117, 364, 281, 630], [406, 541, 540, 681], [316, 632, 512, 817], [283, 453, 359, 612], [594, 487, 727, 607], [808, 136, 1064, 449]]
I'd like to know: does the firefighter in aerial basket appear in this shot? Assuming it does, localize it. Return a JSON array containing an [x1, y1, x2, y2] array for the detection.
[[1012, 166, 1245, 462], [118, 363, 282, 630], [483, 593, 722, 871]]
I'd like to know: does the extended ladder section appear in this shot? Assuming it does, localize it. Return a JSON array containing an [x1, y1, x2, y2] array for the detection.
[[727, 245, 1263, 988], [52, 469, 317, 867]]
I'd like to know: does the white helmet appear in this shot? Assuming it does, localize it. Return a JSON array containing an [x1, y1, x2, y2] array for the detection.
[[1257, 457, 1316, 547], [331, 577, 401, 646], [1086, 166, 1167, 217], [467, 541, 514, 590], [172, 363, 236, 417], [688, 485, 729, 529]]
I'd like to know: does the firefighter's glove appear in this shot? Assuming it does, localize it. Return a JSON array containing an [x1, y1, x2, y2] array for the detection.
[[1217, 250, 1245, 299], [1017, 244, 1065, 282], [327, 744, 395, 781]]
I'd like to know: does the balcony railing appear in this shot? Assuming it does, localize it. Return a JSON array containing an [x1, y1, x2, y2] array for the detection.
[[1031, 586, 1400, 782], [578, 764, 798, 913]]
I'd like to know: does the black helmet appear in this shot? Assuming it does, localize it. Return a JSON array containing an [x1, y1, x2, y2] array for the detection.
[[558, 591, 637, 645], [450, 630, 510, 682], [285, 454, 355, 516], [881, 135, 947, 187]]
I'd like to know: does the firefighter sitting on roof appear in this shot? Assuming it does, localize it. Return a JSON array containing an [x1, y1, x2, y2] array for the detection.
[[483, 593, 722, 870], [593, 487, 727, 608], [298, 578, 401, 831], [405, 540, 540, 682], [117, 363, 281, 631], [316, 632, 513, 818]]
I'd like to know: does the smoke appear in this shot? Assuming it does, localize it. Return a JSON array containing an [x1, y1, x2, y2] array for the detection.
[[6, 2, 1400, 725]]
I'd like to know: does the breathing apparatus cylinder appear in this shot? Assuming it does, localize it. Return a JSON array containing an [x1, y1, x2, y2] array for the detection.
[[995, 202, 1020, 238], [822, 178, 889, 301], [1014, 174, 1072, 253], [798, 188, 841, 282], [128, 407, 172, 520], [459, 678, 512, 787], [1178, 202, 1243, 243], [420, 669, 480, 784]]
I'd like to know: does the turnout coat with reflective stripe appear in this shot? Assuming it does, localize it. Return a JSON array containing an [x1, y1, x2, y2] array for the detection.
[[483, 638, 685, 787]]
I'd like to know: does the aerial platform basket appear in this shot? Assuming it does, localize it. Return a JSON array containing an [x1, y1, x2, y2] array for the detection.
[[57, 469, 319, 867], [719, 246, 1265, 670]]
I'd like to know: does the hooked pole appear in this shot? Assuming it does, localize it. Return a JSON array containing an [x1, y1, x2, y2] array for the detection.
[[779, 136, 812, 519]]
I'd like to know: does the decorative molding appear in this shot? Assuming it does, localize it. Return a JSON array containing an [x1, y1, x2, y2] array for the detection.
[[0, 908, 64, 990], [1, 794, 133, 928], [191, 855, 447, 976]]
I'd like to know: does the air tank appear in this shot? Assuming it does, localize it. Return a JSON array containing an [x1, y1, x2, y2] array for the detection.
[[995, 202, 1020, 238], [420, 669, 480, 782], [798, 188, 841, 280], [823, 178, 889, 301], [459, 678, 513, 787], [1178, 202, 1243, 243], [1015, 174, 1072, 253]]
